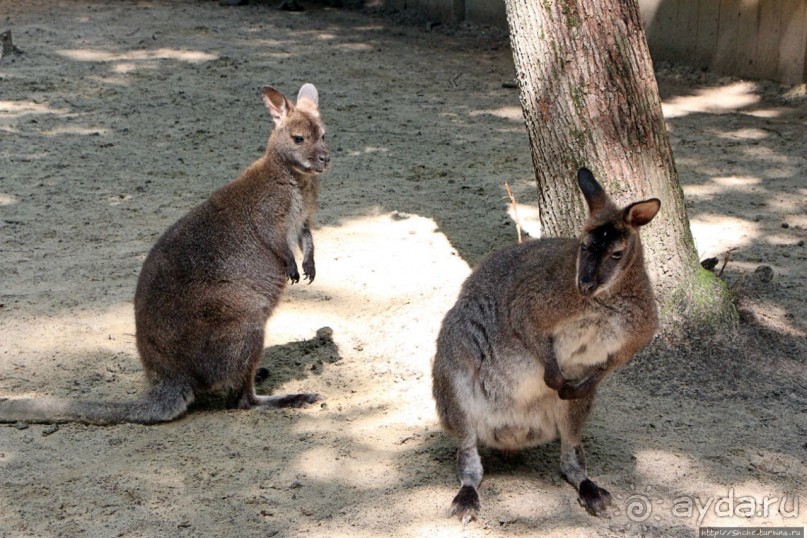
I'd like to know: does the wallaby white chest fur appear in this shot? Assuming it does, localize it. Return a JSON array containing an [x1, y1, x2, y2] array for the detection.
[[553, 314, 625, 376], [285, 185, 305, 253]]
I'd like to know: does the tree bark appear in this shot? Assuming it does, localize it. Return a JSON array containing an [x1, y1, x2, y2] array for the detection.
[[504, 0, 736, 331]]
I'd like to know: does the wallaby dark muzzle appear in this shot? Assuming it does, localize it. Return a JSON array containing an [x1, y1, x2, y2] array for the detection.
[[577, 277, 597, 296], [316, 151, 330, 172]]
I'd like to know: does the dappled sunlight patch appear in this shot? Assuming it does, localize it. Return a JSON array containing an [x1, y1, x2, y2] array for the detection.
[[112, 62, 143, 74], [263, 211, 469, 467], [0, 100, 70, 120], [470, 105, 524, 121], [292, 486, 465, 538], [0, 302, 135, 361], [88, 75, 131, 87], [345, 146, 389, 157], [294, 446, 399, 489], [765, 195, 807, 217], [712, 175, 761, 188], [508, 201, 542, 238], [662, 82, 760, 118], [764, 232, 804, 247], [742, 108, 789, 119], [688, 214, 758, 257], [0, 193, 18, 206], [260, 51, 293, 60], [683, 175, 761, 200], [273, 212, 469, 307], [740, 145, 791, 165], [493, 481, 568, 521], [42, 126, 110, 137], [56, 47, 218, 64], [333, 42, 374, 52], [632, 448, 802, 527], [634, 449, 700, 483], [243, 37, 286, 47], [735, 292, 806, 337], [715, 128, 769, 141]]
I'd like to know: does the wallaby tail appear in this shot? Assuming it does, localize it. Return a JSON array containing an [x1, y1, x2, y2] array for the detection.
[[0, 381, 193, 425]]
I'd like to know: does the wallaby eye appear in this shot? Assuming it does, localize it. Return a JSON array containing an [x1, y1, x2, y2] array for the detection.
[[292, 135, 304, 145], [611, 251, 624, 260]]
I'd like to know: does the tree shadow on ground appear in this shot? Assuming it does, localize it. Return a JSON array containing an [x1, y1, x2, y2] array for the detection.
[[192, 327, 342, 412]]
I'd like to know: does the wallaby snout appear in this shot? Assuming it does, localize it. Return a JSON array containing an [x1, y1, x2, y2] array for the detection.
[[312, 145, 330, 172], [576, 271, 597, 296]]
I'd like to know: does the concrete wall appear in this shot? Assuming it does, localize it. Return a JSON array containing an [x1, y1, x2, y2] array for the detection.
[[386, 0, 807, 84]]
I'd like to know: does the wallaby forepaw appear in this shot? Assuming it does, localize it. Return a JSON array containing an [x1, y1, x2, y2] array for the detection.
[[286, 263, 300, 284], [558, 379, 595, 400], [277, 393, 320, 408], [558, 382, 583, 400], [302, 259, 315, 283], [450, 485, 480, 526], [578, 479, 612, 516], [543, 370, 566, 391]]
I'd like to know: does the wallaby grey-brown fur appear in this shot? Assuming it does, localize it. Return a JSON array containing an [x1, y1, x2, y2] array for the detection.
[[432, 168, 660, 524], [0, 83, 330, 425]]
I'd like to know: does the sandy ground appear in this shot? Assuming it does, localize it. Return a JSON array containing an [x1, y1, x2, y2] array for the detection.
[[1, 1, 805, 536]]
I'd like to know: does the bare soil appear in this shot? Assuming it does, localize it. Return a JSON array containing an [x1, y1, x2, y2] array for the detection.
[[1, 2, 805, 536]]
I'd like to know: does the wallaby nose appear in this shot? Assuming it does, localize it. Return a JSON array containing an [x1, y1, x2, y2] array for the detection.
[[578, 277, 596, 296]]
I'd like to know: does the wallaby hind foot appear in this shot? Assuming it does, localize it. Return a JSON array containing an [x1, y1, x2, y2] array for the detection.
[[226, 388, 320, 410], [560, 439, 612, 515], [577, 479, 612, 515], [449, 441, 483, 525], [433, 167, 660, 522], [450, 485, 481, 526]]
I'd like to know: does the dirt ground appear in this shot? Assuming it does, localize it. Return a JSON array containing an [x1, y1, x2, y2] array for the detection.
[[1, 1, 805, 537]]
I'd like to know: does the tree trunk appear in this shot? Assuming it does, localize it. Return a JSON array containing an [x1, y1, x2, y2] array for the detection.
[[504, 0, 736, 331]]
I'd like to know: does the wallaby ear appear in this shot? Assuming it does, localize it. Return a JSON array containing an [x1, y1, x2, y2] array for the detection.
[[577, 167, 609, 214], [296, 83, 319, 108], [624, 198, 661, 227], [262, 85, 292, 126]]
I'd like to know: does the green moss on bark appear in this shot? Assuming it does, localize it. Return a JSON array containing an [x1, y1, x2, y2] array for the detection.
[[659, 265, 738, 335]]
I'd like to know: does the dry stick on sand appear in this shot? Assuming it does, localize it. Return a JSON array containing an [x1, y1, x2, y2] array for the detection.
[[504, 182, 523, 244], [718, 247, 737, 278]]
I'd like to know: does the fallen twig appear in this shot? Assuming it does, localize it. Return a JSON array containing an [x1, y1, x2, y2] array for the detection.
[[504, 182, 523, 244], [717, 247, 737, 278]]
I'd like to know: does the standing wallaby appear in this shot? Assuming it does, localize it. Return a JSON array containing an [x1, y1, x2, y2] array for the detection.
[[432, 168, 660, 524], [0, 83, 330, 425]]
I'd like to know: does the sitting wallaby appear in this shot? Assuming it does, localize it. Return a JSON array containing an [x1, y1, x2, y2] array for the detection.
[[0, 83, 329, 425], [432, 168, 660, 524]]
